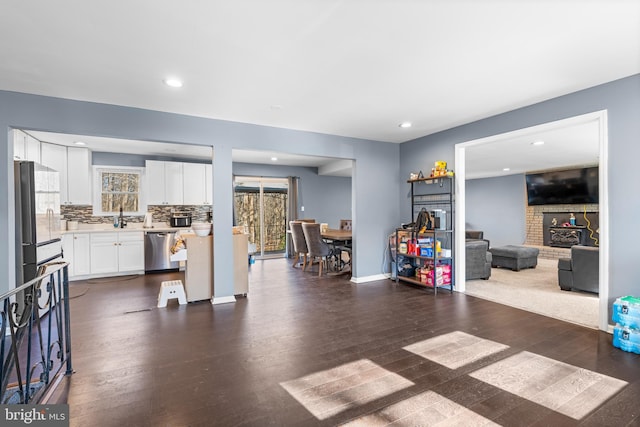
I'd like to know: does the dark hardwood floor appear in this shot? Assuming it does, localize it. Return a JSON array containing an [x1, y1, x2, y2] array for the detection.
[[49, 259, 639, 426]]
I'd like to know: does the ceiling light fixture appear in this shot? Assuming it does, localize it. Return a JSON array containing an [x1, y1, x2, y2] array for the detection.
[[399, 122, 412, 128], [74, 141, 86, 146], [532, 140, 545, 146], [271, 157, 278, 161], [503, 168, 511, 172], [163, 78, 183, 88]]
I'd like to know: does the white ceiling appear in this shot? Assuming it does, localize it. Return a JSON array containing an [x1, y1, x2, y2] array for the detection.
[[464, 120, 600, 179], [3, 1, 639, 176]]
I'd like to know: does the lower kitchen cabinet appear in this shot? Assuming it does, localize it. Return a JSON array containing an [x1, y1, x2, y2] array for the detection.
[[117, 232, 145, 272], [62, 233, 91, 277], [90, 232, 144, 275], [90, 233, 119, 274], [64, 231, 144, 279]]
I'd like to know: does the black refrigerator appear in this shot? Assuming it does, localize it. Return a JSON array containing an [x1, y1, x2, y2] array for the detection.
[[14, 160, 63, 317]]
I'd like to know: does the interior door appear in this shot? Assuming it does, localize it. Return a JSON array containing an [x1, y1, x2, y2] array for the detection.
[[234, 177, 288, 258]]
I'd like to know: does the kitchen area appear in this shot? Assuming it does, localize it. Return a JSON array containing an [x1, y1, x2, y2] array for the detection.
[[13, 128, 248, 304]]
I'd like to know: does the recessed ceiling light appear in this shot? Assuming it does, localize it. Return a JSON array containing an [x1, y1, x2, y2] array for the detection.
[[532, 140, 545, 146], [163, 78, 183, 88], [270, 105, 283, 110], [399, 122, 412, 128], [503, 167, 511, 171], [271, 157, 278, 161], [74, 141, 86, 146]]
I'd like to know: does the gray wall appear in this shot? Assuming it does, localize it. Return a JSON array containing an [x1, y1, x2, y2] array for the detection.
[[466, 174, 526, 248], [1, 90, 400, 296], [400, 73, 640, 319]]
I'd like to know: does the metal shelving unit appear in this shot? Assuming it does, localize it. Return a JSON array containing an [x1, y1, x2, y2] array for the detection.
[[395, 176, 454, 294]]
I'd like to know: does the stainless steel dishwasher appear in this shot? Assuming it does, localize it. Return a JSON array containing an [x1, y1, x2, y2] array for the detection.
[[144, 231, 179, 273]]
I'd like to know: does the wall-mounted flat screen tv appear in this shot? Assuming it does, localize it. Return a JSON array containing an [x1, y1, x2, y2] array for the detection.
[[526, 166, 599, 206]]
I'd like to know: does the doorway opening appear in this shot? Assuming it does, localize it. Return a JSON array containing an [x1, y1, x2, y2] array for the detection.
[[454, 110, 609, 331], [234, 176, 289, 259]]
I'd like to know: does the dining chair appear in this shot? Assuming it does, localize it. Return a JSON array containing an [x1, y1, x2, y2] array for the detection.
[[289, 221, 308, 270], [301, 222, 331, 276], [340, 219, 352, 230]]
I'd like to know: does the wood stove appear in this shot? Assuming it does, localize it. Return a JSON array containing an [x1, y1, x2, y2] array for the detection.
[[549, 226, 587, 247], [542, 212, 599, 247]]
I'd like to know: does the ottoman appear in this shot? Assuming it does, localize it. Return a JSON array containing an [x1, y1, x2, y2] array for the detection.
[[490, 245, 539, 271]]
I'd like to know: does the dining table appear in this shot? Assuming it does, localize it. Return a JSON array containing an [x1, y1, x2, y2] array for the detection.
[[321, 228, 352, 275], [321, 228, 352, 241]]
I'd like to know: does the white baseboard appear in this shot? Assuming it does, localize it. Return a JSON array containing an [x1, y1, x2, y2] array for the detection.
[[211, 295, 236, 305], [350, 274, 391, 284]]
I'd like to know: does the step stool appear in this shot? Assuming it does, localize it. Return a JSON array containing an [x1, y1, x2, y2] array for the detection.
[[157, 280, 187, 308]]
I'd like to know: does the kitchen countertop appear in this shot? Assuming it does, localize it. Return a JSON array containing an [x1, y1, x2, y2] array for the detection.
[[62, 222, 200, 234]]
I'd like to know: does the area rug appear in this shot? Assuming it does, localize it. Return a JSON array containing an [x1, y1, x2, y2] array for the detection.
[[465, 258, 599, 329]]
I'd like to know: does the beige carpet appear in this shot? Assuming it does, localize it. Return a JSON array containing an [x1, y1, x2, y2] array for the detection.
[[465, 258, 599, 329]]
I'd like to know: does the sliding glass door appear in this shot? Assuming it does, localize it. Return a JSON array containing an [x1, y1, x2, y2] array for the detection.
[[234, 177, 288, 258]]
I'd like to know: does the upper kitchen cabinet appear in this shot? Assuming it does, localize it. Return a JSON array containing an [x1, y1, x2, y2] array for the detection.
[[41, 143, 92, 205], [67, 147, 92, 204], [182, 162, 212, 205], [13, 129, 41, 163], [146, 160, 183, 205], [205, 164, 212, 205]]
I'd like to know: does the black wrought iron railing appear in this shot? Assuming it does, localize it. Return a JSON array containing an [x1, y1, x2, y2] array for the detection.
[[0, 262, 73, 404]]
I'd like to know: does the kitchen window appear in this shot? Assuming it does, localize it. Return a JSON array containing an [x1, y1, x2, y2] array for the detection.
[[93, 167, 144, 216]]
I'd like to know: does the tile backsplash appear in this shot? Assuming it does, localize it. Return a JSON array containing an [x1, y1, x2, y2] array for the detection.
[[61, 205, 213, 224]]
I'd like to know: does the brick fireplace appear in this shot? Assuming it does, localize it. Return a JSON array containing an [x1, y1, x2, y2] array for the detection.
[[525, 203, 599, 259]]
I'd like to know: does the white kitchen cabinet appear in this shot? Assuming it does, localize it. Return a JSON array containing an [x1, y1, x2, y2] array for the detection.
[[13, 129, 41, 162], [117, 232, 144, 272], [65, 231, 142, 279], [146, 160, 183, 205], [13, 130, 26, 160], [205, 164, 213, 205], [41, 143, 69, 203], [145, 160, 165, 205], [90, 231, 144, 275], [90, 233, 119, 274], [182, 163, 209, 205], [61, 234, 73, 276], [66, 147, 92, 205], [41, 143, 91, 205], [164, 162, 183, 205], [62, 233, 91, 278], [74, 234, 92, 276]]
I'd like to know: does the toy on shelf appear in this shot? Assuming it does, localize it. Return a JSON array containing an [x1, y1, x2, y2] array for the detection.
[[430, 160, 454, 178]]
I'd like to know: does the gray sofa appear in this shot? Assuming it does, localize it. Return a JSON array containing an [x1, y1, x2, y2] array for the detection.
[[558, 246, 599, 294], [466, 240, 492, 280], [465, 230, 490, 249]]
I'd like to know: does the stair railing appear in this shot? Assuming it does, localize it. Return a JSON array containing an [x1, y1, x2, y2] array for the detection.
[[0, 262, 72, 404]]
